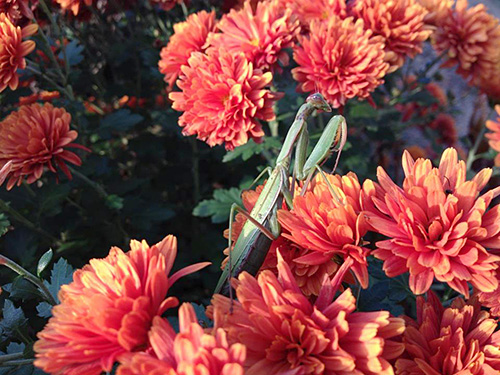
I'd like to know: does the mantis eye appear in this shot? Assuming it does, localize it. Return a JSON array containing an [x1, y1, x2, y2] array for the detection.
[[306, 93, 332, 112]]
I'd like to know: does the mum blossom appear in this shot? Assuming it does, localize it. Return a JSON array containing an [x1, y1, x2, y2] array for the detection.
[[349, 0, 432, 72], [54, 0, 92, 15], [169, 48, 280, 151], [34, 236, 210, 375], [288, 0, 346, 27], [207, 0, 299, 72], [293, 16, 388, 108], [278, 172, 371, 289], [210, 254, 405, 375], [158, 10, 216, 89], [0, 103, 89, 190], [416, 0, 453, 26], [0, 13, 37, 92], [363, 148, 500, 297], [396, 291, 500, 374], [0, 0, 33, 25], [485, 105, 500, 167], [117, 303, 246, 375], [433, 0, 500, 84]]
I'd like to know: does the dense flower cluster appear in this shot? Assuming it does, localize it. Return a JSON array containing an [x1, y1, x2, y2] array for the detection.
[[34, 236, 210, 375], [287, 0, 346, 27], [363, 148, 500, 297], [417, 0, 453, 26], [54, 0, 92, 15]]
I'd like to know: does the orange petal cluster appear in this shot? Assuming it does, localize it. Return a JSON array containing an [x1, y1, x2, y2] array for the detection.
[[396, 291, 500, 374], [206, 0, 300, 72], [293, 16, 388, 108], [34, 236, 210, 375], [210, 255, 405, 375], [477, 269, 500, 318], [486, 105, 500, 167], [158, 10, 216, 89], [278, 172, 371, 289], [54, 0, 92, 15], [363, 148, 500, 297], [349, 0, 432, 72], [0, 13, 37, 92], [0, 103, 87, 190], [287, 0, 346, 27], [416, 0, 453, 26], [150, 0, 182, 11], [433, 0, 500, 84], [117, 303, 246, 375], [169, 48, 280, 150], [0, 0, 33, 25]]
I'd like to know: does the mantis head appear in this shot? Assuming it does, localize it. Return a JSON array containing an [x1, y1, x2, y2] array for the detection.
[[306, 93, 332, 112]]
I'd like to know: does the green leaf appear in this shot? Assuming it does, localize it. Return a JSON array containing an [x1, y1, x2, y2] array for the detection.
[[0, 300, 27, 339], [43, 259, 74, 304], [37, 249, 53, 277], [36, 302, 52, 318], [105, 194, 124, 210], [193, 187, 242, 223], [7, 278, 42, 302], [348, 102, 378, 119], [62, 40, 84, 66], [222, 138, 282, 163], [99, 109, 143, 138], [0, 213, 10, 237]]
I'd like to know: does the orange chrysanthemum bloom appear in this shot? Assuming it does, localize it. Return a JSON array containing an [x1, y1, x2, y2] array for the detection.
[[0, 13, 37, 92], [158, 10, 216, 89], [210, 255, 405, 375], [288, 0, 346, 26], [0, 103, 88, 190], [349, 0, 432, 72], [477, 269, 500, 318], [293, 16, 388, 108], [117, 303, 246, 375], [34, 236, 210, 375], [169, 48, 280, 150], [363, 148, 500, 297], [278, 172, 371, 289], [486, 105, 500, 167], [395, 291, 500, 374], [150, 0, 182, 11], [433, 0, 500, 84], [55, 0, 92, 15], [417, 0, 453, 26], [207, 0, 300, 72], [0, 0, 33, 25]]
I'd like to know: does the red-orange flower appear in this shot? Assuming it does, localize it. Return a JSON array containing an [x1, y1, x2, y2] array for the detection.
[[292, 16, 388, 108], [396, 291, 500, 374], [34, 236, 210, 375], [117, 303, 246, 375], [428, 113, 457, 146], [417, 0, 453, 26], [150, 0, 181, 11], [486, 105, 500, 167], [158, 10, 216, 89], [0, 13, 37, 92], [363, 148, 500, 297], [54, 0, 92, 15], [169, 48, 280, 150], [477, 269, 500, 318], [207, 0, 299, 72], [0, 0, 33, 25], [349, 0, 432, 72], [210, 255, 405, 375], [432, 0, 500, 84], [0, 103, 89, 190], [18, 90, 60, 105], [288, 0, 346, 26]]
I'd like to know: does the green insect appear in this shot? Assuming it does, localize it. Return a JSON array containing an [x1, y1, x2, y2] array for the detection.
[[214, 93, 348, 296]]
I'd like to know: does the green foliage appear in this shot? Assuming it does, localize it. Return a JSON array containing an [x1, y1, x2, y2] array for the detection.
[[42, 259, 74, 304], [193, 188, 242, 224], [98, 109, 144, 138], [223, 138, 282, 163], [36, 250, 53, 278], [0, 301, 27, 341], [0, 213, 9, 237]]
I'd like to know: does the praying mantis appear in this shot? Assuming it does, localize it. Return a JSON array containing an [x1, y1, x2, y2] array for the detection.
[[214, 93, 347, 295]]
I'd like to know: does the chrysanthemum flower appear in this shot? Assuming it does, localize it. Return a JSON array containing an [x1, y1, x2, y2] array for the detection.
[[34, 236, 210, 375], [292, 16, 388, 108], [428, 113, 457, 146], [0, 0, 33, 25], [0, 13, 37, 92], [363, 148, 500, 296], [278, 172, 371, 288], [117, 303, 246, 375], [210, 254, 405, 375], [433, 0, 500, 84], [477, 269, 500, 318], [150, 0, 181, 11], [288, 0, 346, 26], [54, 0, 92, 15], [486, 105, 500, 167], [158, 10, 216, 89], [349, 0, 432, 72], [417, 0, 453, 26], [0, 103, 89, 190], [207, 0, 299, 72], [396, 291, 500, 374], [169, 48, 280, 150]]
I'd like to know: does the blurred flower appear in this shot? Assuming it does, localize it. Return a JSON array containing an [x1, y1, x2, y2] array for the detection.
[[396, 291, 500, 374], [433, 0, 500, 84], [150, 0, 182, 11], [349, 0, 432, 72], [486, 105, 500, 167], [288, 0, 346, 26], [0, 103, 89, 190], [428, 113, 457, 146], [34, 236, 210, 375], [18, 90, 60, 105], [477, 270, 500, 317], [417, 0, 453, 26], [207, 0, 299, 72], [0, 13, 37, 92], [117, 303, 246, 375], [363, 148, 500, 296], [405, 145, 427, 160], [293, 16, 388, 108], [158, 10, 216, 89], [210, 254, 405, 374], [55, 0, 92, 15], [0, 0, 33, 25], [169, 48, 281, 150], [278, 172, 371, 288]]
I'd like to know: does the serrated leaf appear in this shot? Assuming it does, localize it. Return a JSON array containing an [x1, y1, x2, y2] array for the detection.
[[193, 188, 242, 223], [36, 302, 52, 318], [43, 259, 74, 304], [61, 40, 84, 66], [99, 109, 143, 138], [0, 300, 27, 338], [223, 138, 281, 163], [37, 249, 53, 277]]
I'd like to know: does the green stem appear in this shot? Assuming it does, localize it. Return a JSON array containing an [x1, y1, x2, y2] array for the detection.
[[0, 359, 34, 367], [466, 122, 488, 171], [69, 167, 109, 199], [180, 1, 189, 18], [189, 138, 201, 204], [0, 255, 57, 305], [0, 353, 24, 363]]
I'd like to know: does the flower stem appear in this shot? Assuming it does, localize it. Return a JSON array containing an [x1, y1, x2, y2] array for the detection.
[[0, 255, 57, 305], [69, 167, 109, 199], [0, 359, 34, 367], [466, 122, 488, 171], [0, 353, 24, 363]]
